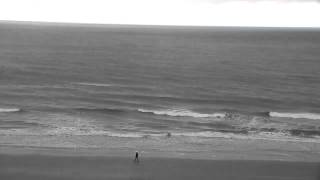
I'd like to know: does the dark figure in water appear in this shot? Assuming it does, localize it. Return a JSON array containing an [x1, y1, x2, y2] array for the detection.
[[134, 151, 139, 163], [166, 132, 171, 138]]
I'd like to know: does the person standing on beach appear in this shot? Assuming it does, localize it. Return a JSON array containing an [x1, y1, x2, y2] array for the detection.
[[134, 151, 139, 163]]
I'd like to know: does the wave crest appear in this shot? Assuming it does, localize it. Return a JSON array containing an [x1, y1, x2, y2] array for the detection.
[[138, 109, 225, 118], [0, 108, 21, 113], [269, 112, 320, 120]]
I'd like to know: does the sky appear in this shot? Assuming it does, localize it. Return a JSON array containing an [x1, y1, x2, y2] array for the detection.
[[0, 0, 320, 27]]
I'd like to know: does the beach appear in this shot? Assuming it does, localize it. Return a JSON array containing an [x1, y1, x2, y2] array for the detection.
[[1, 134, 320, 180], [0, 146, 319, 180]]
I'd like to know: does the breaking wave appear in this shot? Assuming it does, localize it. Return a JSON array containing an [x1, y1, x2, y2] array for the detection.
[[45, 127, 145, 137], [138, 109, 225, 118], [269, 112, 320, 120], [173, 131, 320, 143], [74, 107, 320, 120], [0, 126, 319, 143], [0, 127, 145, 138], [73, 107, 226, 118], [0, 108, 21, 113]]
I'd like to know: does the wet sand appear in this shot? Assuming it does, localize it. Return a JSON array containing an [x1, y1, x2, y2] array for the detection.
[[0, 148, 319, 180]]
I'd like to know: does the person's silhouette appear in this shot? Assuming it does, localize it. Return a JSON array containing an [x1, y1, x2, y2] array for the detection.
[[134, 151, 139, 163]]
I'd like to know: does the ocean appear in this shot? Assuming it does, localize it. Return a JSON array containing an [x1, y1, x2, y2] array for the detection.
[[0, 22, 320, 149]]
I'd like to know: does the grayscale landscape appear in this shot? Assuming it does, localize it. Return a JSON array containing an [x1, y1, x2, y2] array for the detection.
[[0, 21, 320, 179]]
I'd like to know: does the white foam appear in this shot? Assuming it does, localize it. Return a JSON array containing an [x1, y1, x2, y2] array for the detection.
[[173, 131, 320, 143], [39, 125, 146, 138], [104, 132, 144, 138], [138, 109, 225, 118], [0, 108, 21, 113], [173, 131, 233, 138], [47, 128, 147, 138], [270, 112, 320, 120], [1, 127, 319, 143], [0, 127, 145, 138]]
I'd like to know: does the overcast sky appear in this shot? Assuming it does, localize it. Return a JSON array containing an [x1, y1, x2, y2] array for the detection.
[[0, 0, 320, 27]]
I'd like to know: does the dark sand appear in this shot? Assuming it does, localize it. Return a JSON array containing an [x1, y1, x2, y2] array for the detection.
[[1, 153, 319, 180]]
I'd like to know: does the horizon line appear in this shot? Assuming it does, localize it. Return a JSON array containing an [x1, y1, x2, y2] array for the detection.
[[1, 20, 320, 29]]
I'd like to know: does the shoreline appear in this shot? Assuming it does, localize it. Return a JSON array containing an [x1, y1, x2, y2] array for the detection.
[[1, 133, 320, 162], [0, 142, 320, 162]]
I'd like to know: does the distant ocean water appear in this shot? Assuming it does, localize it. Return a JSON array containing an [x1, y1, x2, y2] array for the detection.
[[0, 23, 320, 146]]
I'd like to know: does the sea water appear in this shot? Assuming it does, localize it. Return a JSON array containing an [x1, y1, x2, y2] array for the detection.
[[0, 23, 320, 149]]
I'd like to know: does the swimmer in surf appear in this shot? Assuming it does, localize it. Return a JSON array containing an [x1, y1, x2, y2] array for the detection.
[[134, 151, 139, 163]]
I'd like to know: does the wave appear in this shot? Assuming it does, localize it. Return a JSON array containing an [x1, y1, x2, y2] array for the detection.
[[174, 131, 320, 143], [0, 127, 144, 138], [1, 127, 319, 143], [74, 107, 226, 118], [269, 112, 320, 120], [138, 108, 225, 118], [75, 107, 126, 114], [73, 82, 114, 87], [0, 108, 21, 113], [45, 127, 142, 137]]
